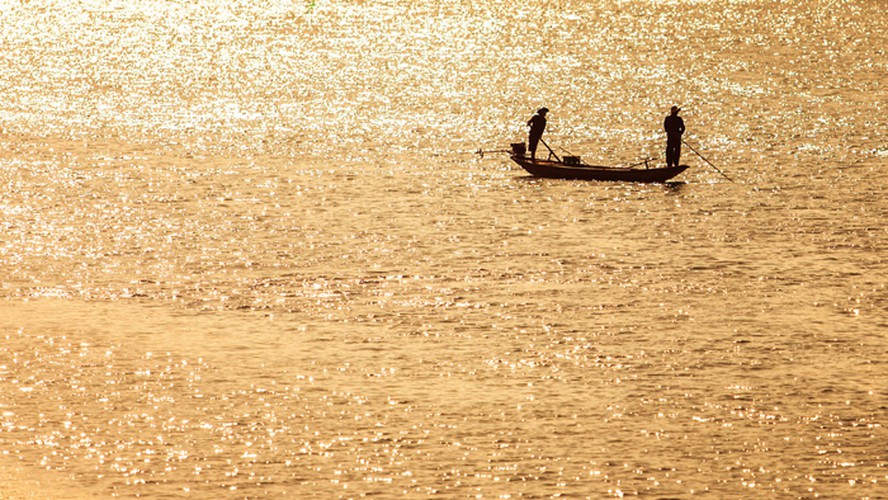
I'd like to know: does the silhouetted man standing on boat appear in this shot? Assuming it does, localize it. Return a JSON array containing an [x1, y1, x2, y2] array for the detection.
[[664, 106, 685, 167], [527, 107, 548, 159]]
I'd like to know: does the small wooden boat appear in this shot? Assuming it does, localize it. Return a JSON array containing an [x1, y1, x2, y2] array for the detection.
[[510, 155, 688, 183]]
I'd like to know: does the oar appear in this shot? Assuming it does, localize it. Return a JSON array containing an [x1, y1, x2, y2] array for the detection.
[[626, 158, 656, 169], [539, 138, 561, 162], [682, 139, 735, 183]]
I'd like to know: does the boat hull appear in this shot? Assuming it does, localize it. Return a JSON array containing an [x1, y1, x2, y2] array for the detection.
[[510, 156, 688, 183]]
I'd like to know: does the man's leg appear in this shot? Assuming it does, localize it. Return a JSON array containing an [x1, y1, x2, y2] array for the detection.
[[666, 139, 679, 167]]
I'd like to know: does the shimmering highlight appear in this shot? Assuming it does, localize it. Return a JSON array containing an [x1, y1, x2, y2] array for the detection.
[[1, 0, 886, 497]]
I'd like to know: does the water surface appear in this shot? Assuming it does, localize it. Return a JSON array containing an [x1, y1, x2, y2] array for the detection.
[[1, 0, 886, 497]]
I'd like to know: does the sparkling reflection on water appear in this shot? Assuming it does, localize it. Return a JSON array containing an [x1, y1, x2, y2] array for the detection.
[[1, 0, 886, 497]]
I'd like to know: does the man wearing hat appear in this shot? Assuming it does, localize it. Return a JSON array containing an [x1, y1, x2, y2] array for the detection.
[[664, 106, 685, 168], [527, 107, 549, 160]]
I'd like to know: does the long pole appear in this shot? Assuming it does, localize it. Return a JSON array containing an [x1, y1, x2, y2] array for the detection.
[[682, 139, 734, 183], [475, 148, 513, 158]]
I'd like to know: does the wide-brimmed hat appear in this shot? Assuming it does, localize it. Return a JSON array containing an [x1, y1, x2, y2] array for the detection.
[[538, 107, 549, 114], [670, 106, 681, 113]]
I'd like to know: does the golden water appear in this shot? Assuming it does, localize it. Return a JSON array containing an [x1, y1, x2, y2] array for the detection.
[[1, 0, 886, 497]]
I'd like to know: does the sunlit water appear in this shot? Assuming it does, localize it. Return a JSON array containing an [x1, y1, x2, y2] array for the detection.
[[1, 0, 886, 497]]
